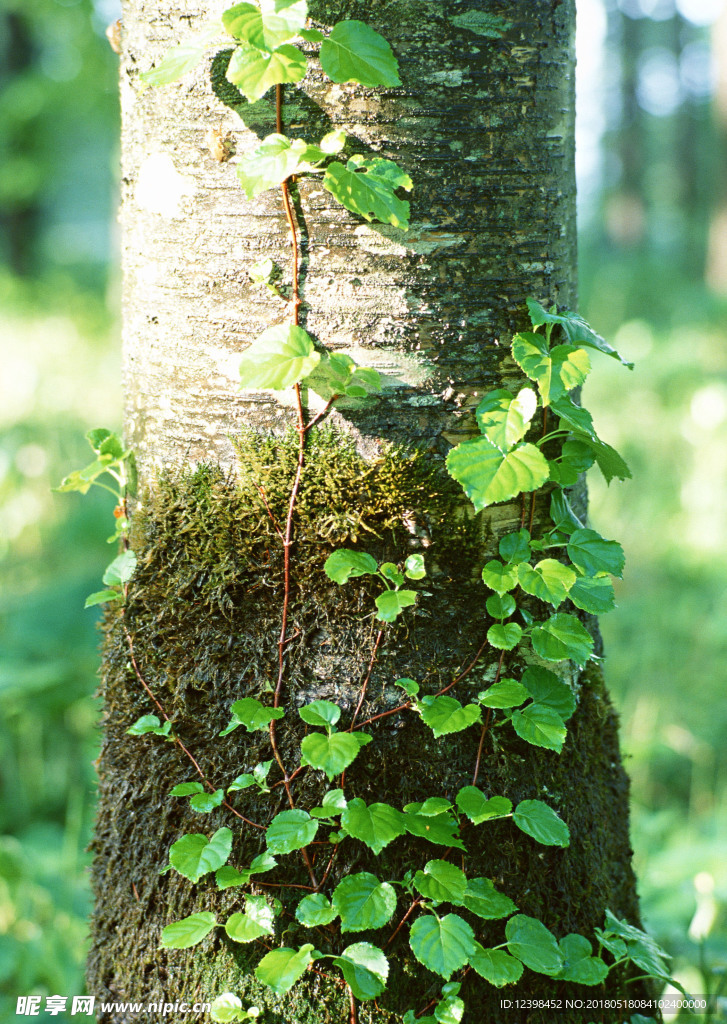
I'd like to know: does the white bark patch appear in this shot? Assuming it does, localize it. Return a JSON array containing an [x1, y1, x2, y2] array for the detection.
[[136, 152, 197, 218]]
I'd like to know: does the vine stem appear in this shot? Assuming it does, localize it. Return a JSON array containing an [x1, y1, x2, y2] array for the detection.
[[528, 405, 549, 533], [384, 897, 422, 949], [350, 628, 384, 731], [348, 985, 358, 1024], [472, 649, 504, 785]]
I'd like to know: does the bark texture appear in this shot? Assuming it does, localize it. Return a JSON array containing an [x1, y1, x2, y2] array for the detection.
[[89, 2, 644, 1022]]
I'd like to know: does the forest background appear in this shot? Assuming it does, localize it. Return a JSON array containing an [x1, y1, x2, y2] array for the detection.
[[0, 0, 726, 1019]]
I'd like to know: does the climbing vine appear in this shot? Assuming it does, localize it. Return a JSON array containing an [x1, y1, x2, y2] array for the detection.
[[56, 3, 685, 1022]]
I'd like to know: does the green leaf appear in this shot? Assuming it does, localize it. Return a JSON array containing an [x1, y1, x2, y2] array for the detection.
[[299, 699, 341, 729], [475, 388, 538, 451], [567, 528, 625, 578], [486, 593, 516, 620], [84, 590, 121, 608], [209, 993, 247, 1023], [409, 913, 475, 979], [434, 991, 465, 1024], [222, 1, 308, 51], [526, 298, 634, 369], [402, 811, 466, 851], [558, 934, 609, 985], [126, 714, 172, 738], [463, 877, 517, 920], [379, 562, 405, 586], [160, 911, 217, 949], [221, 697, 284, 735], [403, 797, 453, 817], [569, 433, 631, 483], [320, 20, 401, 87], [239, 324, 320, 390], [140, 19, 222, 87], [568, 573, 616, 614], [266, 809, 318, 854], [513, 799, 570, 847], [296, 893, 338, 928], [413, 860, 467, 905], [419, 695, 481, 738], [599, 910, 672, 979], [520, 666, 576, 720], [499, 529, 531, 563], [333, 943, 389, 1001], [446, 438, 550, 512], [396, 677, 420, 697], [236, 133, 327, 198], [324, 549, 378, 583], [375, 589, 417, 622], [216, 850, 278, 889], [102, 550, 137, 587], [225, 897, 275, 943], [190, 789, 225, 813], [323, 155, 412, 229], [455, 787, 512, 824], [170, 828, 232, 882], [505, 914, 564, 976], [340, 798, 405, 854], [171, 782, 205, 797], [481, 560, 519, 594], [301, 731, 371, 780], [226, 41, 307, 102], [332, 872, 397, 932], [511, 332, 590, 405], [404, 553, 426, 579], [469, 944, 524, 986], [511, 704, 567, 752], [86, 427, 119, 455], [550, 395, 597, 440], [531, 613, 594, 665], [310, 788, 348, 817], [487, 622, 522, 651], [477, 679, 529, 709], [255, 944, 316, 995], [306, 351, 381, 400], [517, 559, 576, 608], [549, 490, 583, 535]]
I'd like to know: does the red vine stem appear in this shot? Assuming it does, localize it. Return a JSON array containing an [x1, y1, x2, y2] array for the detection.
[[350, 628, 384, 731], [384, 897, 422, 948], [472, 649, 504, 785], [348, 985, 358, 1024]]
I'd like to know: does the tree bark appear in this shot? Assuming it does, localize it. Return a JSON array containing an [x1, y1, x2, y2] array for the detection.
[[88, 2, 644, 1022]]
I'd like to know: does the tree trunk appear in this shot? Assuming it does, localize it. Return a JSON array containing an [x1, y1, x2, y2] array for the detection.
[[88, 2, 644, 1021]]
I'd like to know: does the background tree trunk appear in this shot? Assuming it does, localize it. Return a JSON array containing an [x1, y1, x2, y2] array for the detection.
[[88, 2, 644, 1021]]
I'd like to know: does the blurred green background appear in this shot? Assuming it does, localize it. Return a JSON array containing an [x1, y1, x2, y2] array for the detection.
[[0, 0, 726, 1019]]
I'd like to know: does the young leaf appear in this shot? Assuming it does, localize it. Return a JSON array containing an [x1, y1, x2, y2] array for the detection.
[[226, 41, 307, 102], [520, 666, 576, 721], [517, 559, 576, 607], [409, 913, 475, 979], [189, 789, 225, 813], [413, 860, 467, 906], [446, 437, 549, 512], [499, 529, 531, 563], [481, 560, 519, 594], [102, 549, 137, 587], [512, 799, 570, 847], [531, 613, 594, 665], [225, 897, 275, 943], [216, 851, 278, 889], [477, 678, 529, 709], [567, 528, 625, 578], [296, 892, 338, 928], [324, 549, 378, 583], [505, 914, 564, 976], [266, 809, 318, 854], [455, 788, 512, 824], [300, 731, 371, 780], [487, 623, 522, 651], [332, 872, 397, 932], [340, 798, 406, 854], [239, 324, 320, 390], [320, 21, 401, 87], [526, 298, 634, 369], [160, 911, 217, 949], [323, 155, 412, 229], [169, 828, 232, 882], [209, 993, 247, 1023], [222, 0, 308, 52], [299, 699, 341, 729], [404, 553, 426, 579], [333, 943, 389, 1001], [375, 589, 417, 622], [310, 788, 348, 817], [485, 593, 516, 620], [463, 877, 517, 920], [470, 944, 524, 987], [419, 695, 481, 738], [140, 19, 222, 87], [221, 697, 284, 735], [255, 943, 316, 995], [126, 714, 172, 738], [475, 388, 537, 451], [568, 573, 616, 614], [511, 332, 590, 405], [557, 933, 609, 985], [434, 990, 464, 1024], [236, 133, 327, 198], [85, 590, 122, 608], [511, 704, 567, 753], [171, 782, 205, 797], [379, 562, 405, 586]]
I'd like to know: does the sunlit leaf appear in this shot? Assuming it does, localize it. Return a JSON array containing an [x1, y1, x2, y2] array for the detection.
[[446, 437, 549, 511], [323, 155, 412, 229], [320, 20, 401, 87], [239, 324, 320, 390]]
